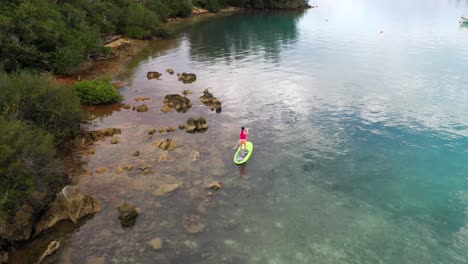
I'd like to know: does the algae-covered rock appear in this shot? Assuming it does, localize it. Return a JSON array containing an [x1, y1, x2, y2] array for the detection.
[[200, 89, 222, 113], [178, 73, 197, 83], [147, 72, 161, 79], [117, 202, 140, 228], [161, 94, 192, 113], [185, 117, 208, 133], [147, 237, 163, 250]]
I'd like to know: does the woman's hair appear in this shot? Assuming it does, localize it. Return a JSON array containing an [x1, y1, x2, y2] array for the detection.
[[241, 126, 245, 130]]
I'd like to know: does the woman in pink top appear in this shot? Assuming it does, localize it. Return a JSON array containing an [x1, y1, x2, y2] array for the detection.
[[239, 126, 249, 152]]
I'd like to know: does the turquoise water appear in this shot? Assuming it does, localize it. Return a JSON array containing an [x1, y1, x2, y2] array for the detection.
[[20, 0, 468, 263]]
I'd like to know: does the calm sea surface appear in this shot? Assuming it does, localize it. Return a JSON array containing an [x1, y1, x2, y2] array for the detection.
[[17, 0, 468, 263]]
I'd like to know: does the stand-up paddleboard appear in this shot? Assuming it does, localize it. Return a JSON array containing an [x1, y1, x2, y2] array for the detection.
[[234, 141, 253, 165]]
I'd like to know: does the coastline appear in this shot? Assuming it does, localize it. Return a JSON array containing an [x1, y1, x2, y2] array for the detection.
[[54, 7, 243, 85]]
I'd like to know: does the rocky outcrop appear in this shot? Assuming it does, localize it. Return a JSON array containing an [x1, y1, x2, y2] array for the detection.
[[182, 215, 205, 234], [147, 72, 161, 79], [178, 73, 197, 84], [161, 94, 192, 113], [82, 128, 121, 145], [185, 117, 208, 133], [133, 104, 149, 112], [37, 240, 60, 264], [117, 202, 140, 228], [200, 89, 222, 113], [34, 186, 101, 236], [0, 203, 35, 242]]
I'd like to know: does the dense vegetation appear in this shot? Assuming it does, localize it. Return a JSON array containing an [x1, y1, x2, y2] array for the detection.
[[0, 73, 84, 218], [0, 0, 308, 74], [74, 80, 123, 105], [0, 0, 192, 74]]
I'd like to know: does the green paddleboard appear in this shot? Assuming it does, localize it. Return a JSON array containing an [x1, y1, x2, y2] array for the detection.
[[234, 141, 253, 165]]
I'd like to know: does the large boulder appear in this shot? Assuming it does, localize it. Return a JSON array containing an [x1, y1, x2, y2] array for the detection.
[[147, 72, 161, 79], [117, 202, 140, 228], [200, 89, 222, 113], [185, 117, 208, 133], [178, 73, 197, 84], [34, 186, 101, 236], [161, 94, 192, 113]]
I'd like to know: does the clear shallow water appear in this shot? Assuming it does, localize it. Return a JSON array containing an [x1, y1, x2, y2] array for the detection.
[[16, 0, 468, 263]]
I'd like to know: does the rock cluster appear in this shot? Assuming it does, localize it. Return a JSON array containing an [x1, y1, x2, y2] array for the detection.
[[117, 202, 140, 228], [34, 186, 101, 236], [133, 104, 149, 112], [200, 89, 222, 113], [147, 71, 161, 79], [185, 117, 208, 133], [161, 94, 192, 113], [178, 73, 197, 84]]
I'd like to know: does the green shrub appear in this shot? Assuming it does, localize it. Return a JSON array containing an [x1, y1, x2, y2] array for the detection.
[[0, 117, 64, 216], [0, 72, 84, 145], [193, 0, 226, 12], [73, 80, 123, 105]]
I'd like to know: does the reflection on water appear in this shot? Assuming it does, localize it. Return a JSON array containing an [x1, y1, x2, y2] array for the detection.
[[14, 0, 468, 263], [187, 11, 304, 63]]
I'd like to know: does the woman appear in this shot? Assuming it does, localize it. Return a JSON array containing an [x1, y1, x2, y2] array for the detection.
[[238, 126, 249, 153]]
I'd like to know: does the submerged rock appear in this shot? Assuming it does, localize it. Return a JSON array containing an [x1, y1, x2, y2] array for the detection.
[[34, 186, 101, 236], [200, 89, 222, 113], [132, 151, 140, 156], [192, 151, 200, 162], [182, 90, 192, 96], [182, 215, 205, 234], [115, 166, 124, 174], [158, 128, 165, 133], [123, 104, 131, 109], [134, 96, 151, 102], [95, 167, 109, 174], [153, 183, 180, 196], [185, 117, 208, 133], [166, 68, 174, 75], [178, 73, 197, 83], [124, 165, 134, 171], [161, 94, 192, 113], [37, 240, 61, 264], [148, 128, 156, 135], [147, 71, 161, 79], [153, 139, 177, 151], [209, 181, 221, 191], [110, 138, 119, 144], [147, 237, 163, 250], [166, 126, 176, 132], [117, 202, 140, 228]]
